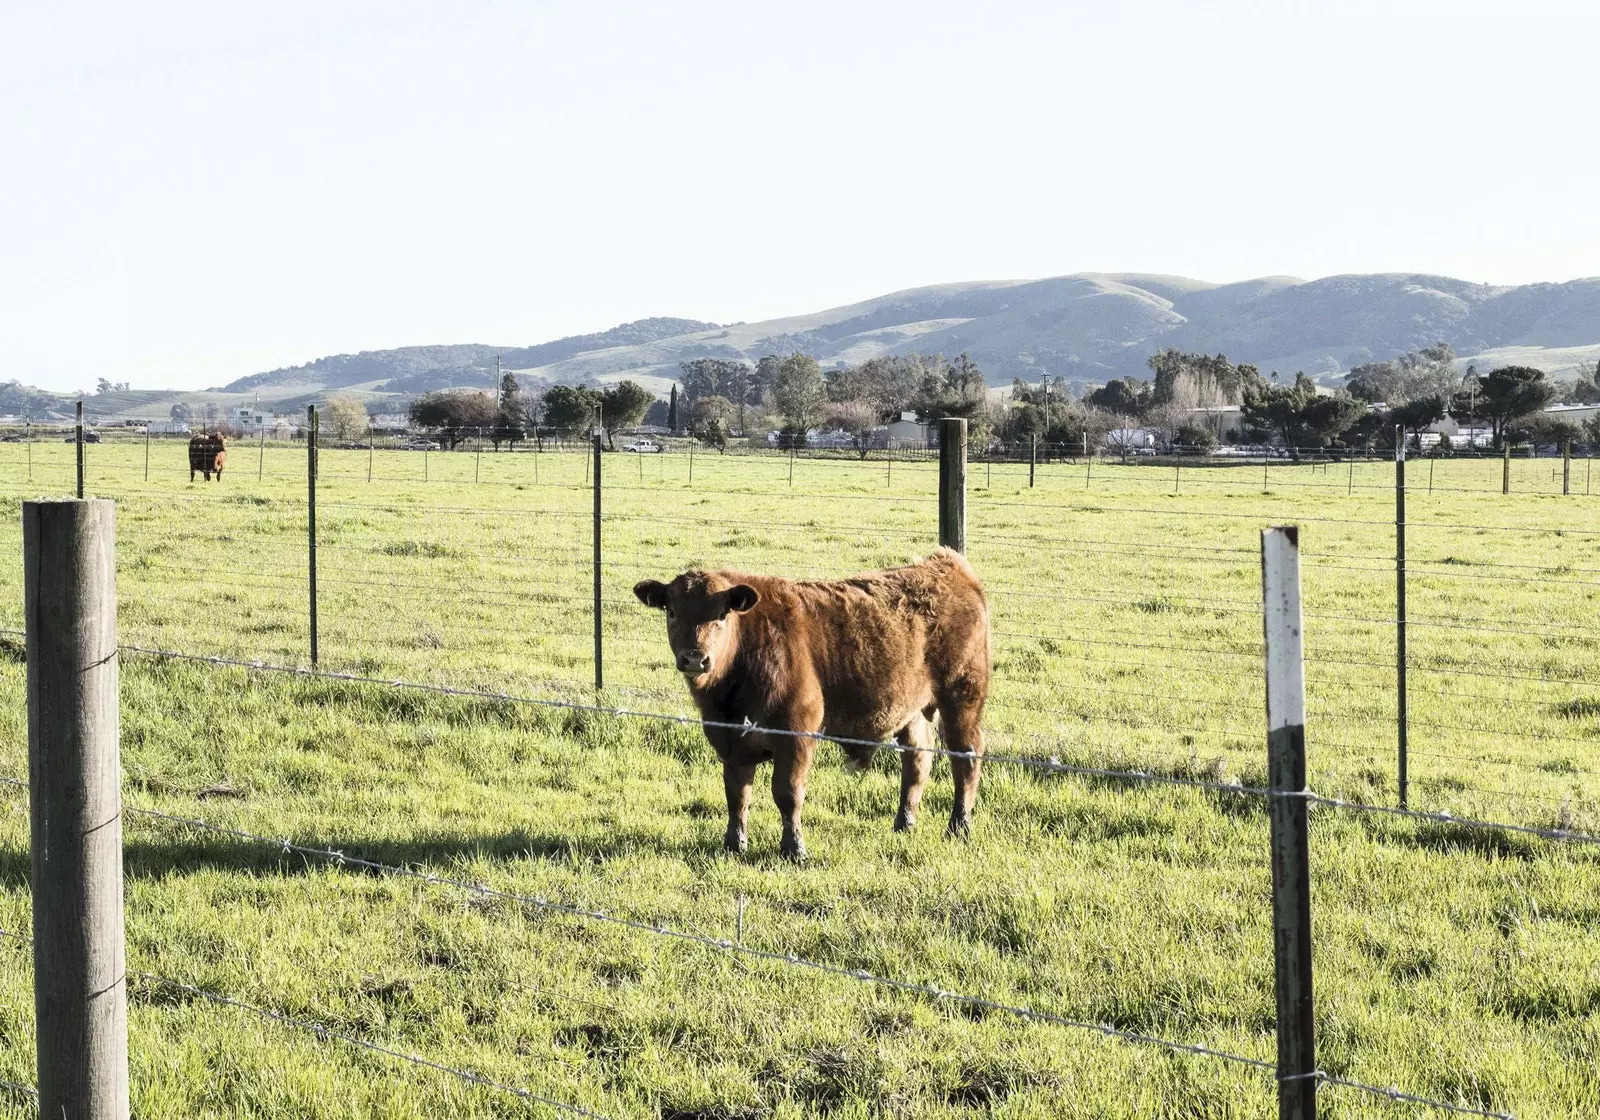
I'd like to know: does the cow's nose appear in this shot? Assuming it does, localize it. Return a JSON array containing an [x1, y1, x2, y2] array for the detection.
[[677, 650, 711, 673]]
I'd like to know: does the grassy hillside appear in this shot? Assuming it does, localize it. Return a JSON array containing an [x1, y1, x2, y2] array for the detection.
[[0, 442, 1597, 1116]]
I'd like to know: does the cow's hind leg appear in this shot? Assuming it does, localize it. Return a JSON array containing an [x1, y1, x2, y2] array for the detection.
[[893, 714, 934, 832], [939, 695, 986, 838], [722, 760, 758, 853]]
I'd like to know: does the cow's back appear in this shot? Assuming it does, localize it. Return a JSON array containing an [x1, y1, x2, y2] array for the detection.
[[731, 550, 988, 741]]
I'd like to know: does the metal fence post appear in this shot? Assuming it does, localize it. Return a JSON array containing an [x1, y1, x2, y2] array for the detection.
[[1563, 440, 1571, 495], [1029, 435, 1036, 488], [1395, 426, 1408, 809], [23, 498, 130, 1120], [475, 428, 482, 483], [592, 423, 604, 691], [1260, 524, 1317, 1120], [1502, 442, 1510, 495], [939, 418, 967, 553], [76, 399, 85, 498], [143, 425, 150, 482], [368, 433, 374, 483], [259, 423, 266, 480], [307, 406, 319, 667]]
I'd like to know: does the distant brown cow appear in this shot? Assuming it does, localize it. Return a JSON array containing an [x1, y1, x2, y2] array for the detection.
[[188, 433, 227, 481], [633, 548, 990, 861]]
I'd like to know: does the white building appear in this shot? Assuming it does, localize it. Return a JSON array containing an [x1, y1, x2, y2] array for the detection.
[[885, 411, 934, 449]]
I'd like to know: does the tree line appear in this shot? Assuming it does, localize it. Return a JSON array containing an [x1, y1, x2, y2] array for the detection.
[[385, 346, 1598, 456]]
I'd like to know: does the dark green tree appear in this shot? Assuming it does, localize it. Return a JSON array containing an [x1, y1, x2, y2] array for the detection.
[[1390, 395, 1448, 448], [1085, 377, 1151, 415], [667, 384, 680, 432], [600, 380, 654, 449], [541, 384, 603, 435], [490, 372, 526, 450], [1467, 365, 1556, 448], [409, 390, 497, 450], [1241, 374, 1364, 459]]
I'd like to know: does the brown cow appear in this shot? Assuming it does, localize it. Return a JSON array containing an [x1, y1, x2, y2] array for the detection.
[[633, 548, 990, 860], [188, 433, 227, 481]]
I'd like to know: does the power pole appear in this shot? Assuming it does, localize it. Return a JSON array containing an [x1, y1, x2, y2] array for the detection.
[[495, 354, 502, 409]]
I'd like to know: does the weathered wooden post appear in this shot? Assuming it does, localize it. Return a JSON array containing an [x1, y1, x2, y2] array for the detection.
[[939, 418, 967, 553], [24, 498, 129, 1120], [76, 400, 85, 498], [1261, 524, 1317, 1120], [1563, 440, 1571, 495], [1028, 434, 1036, 488], [143, 425, 150, 482], [1502, 441, 1510, 495], [258, 423, 265, 481]]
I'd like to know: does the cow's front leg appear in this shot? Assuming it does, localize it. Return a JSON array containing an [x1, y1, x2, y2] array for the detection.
[[722, 760, 757, 853], [771, 734, 817, 862]]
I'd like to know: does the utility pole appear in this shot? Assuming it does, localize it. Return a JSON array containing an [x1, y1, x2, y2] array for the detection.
[[495, 354, 502, 409]]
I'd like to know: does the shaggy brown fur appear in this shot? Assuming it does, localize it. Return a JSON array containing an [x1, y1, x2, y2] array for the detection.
[[633, 548, 990, 860], [188, 433, 227, 482]]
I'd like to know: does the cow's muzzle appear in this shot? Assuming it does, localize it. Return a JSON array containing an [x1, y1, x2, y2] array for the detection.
[[677, 650, 711, 674]]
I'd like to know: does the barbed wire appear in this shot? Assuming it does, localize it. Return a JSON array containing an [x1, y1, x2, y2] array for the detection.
[[0, 925, 610, 1118]]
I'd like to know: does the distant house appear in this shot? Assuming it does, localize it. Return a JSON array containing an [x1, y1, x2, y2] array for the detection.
[[229, 406, 273, 432], [885, 412, 933, 449], [145, 421, 191, 435], [1185, 405, 1244, 440]]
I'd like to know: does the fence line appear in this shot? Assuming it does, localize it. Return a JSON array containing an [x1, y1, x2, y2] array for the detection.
[[0, 775, 1524, 1119], [0, 925, 609, 1120]]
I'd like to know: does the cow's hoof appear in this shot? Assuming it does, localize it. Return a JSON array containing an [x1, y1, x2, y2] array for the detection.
[[892, 811, 916, 833], [779, 837, 808, 863], [946, 816, 972, 840], [723, 829, 748, 854]]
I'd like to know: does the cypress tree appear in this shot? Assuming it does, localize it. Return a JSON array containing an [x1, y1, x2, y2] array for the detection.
[[668, 384, 680, 433]]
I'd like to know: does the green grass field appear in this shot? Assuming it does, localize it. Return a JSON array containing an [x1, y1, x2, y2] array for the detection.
[[1, 438, 1597, 1118]]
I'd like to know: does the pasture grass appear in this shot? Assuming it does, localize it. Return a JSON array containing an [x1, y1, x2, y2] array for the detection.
[[0, 440, 1597, 1117]]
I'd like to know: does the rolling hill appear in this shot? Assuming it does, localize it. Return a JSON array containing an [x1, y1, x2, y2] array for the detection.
[[37, 273, 1600, 419]]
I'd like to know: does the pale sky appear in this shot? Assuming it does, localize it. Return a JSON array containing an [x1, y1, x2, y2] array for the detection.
[[4, 0, 1596, 392]]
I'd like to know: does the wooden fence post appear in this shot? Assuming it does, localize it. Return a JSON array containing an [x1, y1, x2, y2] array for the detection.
[[24, 498, 130, 1120], [76, 400, 85, 498], [1563, 440, 1571, 495], [939, 418, 967, 553], [1028, 435, 1036, 488], [1502, 442, 1510, 495], [1261, 524, 1318, 1120]]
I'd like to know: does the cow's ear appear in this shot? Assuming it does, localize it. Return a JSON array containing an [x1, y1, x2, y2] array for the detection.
[[726, 585, 760, 613], [633, 580, 670, 609]]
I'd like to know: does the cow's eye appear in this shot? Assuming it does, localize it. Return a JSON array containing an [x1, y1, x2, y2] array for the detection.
[[665, 608, 675, 620]]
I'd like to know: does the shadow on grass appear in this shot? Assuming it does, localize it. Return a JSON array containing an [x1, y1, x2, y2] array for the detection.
[[0, 824, 730, 892]]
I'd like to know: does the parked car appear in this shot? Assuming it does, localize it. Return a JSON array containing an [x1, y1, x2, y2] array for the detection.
[[624, 440, 662, 453], [0, 435, 21, 443], [403, 439, 440, 451], [63, 431, 103, 443]]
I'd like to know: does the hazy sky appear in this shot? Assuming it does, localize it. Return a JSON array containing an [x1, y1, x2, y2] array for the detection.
[[5, 1, 1596, 392]]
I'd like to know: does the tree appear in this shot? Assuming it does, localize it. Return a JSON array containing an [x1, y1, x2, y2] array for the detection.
[[541, 385, 603, 435], [822, 400, 880, 459], [169, 402, 193, 424], [1086, 377, 1151, 415], [677, 359, 749, 411], [600, 380, 653, 448], [95, 378, 128, 395], [1512, 414, 1581, 451], [773, 352, 825, 431], [1173, 423, 1218, 453], [324, 394, 370, 441], [1560, 360, 1600, 404], [1240, 373, 1364, 458], [1470, 365, 1556, 448], [408, 390, 496, 449], [1346, 344, 1458, 406], [1147, 350, 1253, 407], [1389, 395, 1448, 449], [909, 353, 988, 421], [491, 372, 526, 450], [667, 384, 680, 433]]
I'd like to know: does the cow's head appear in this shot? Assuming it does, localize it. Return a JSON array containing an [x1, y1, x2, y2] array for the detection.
[[633, 571, 760, 678]]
